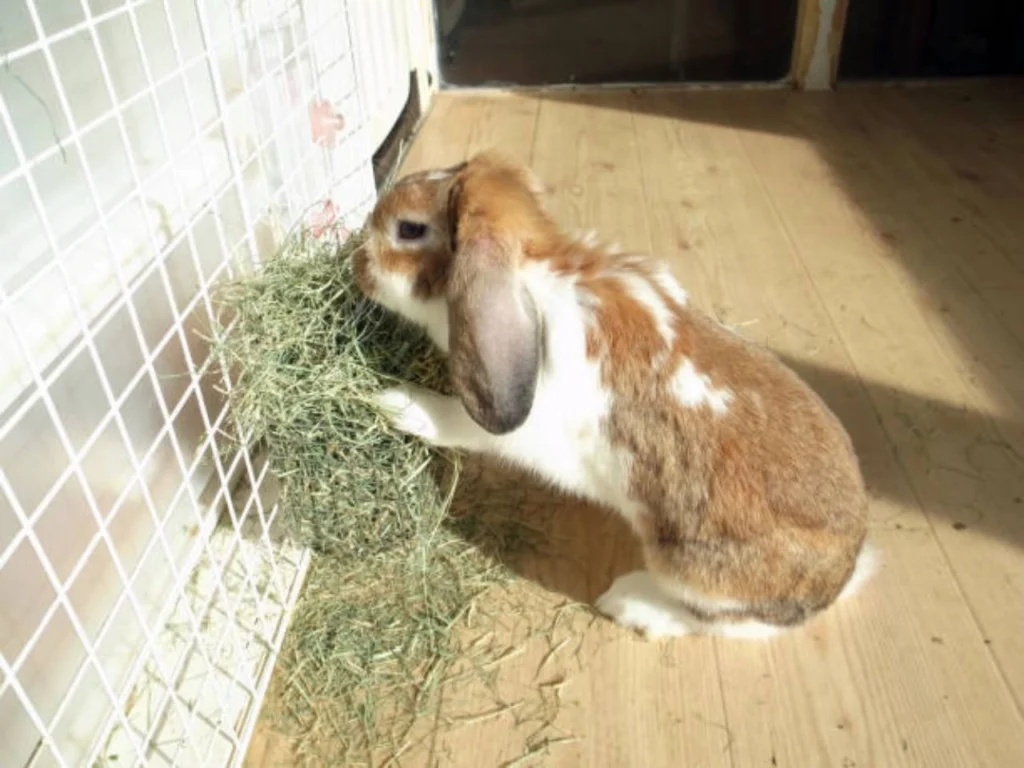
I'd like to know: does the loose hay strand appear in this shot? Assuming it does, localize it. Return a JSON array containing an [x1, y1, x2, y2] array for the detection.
[[211, 222, 559, 765]]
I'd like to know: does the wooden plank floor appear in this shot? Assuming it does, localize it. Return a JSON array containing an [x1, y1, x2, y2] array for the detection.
[[246, 82, 1024, 767]]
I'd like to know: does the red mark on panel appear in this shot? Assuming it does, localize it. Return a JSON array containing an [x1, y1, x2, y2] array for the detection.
[[309, 99, 345, 147]]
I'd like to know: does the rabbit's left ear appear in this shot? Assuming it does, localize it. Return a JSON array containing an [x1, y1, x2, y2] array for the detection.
[[445, 175, 541, 435]]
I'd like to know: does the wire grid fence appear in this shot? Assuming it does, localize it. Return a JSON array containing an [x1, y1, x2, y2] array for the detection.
[[0, 1, 400, 765]]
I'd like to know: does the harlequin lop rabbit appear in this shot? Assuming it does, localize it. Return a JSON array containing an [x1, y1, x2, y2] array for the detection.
[[353, 151, 874, 639]]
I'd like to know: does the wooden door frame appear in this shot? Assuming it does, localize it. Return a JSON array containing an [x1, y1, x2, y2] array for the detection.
[[417, 0, 855, 92], [790, 0, 851, 89]]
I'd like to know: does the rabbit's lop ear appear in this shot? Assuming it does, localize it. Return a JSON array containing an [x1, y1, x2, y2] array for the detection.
[[446, 177, 541, 435]]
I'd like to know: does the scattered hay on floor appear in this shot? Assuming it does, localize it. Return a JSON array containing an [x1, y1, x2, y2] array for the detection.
[[210, 220, 582, 765]]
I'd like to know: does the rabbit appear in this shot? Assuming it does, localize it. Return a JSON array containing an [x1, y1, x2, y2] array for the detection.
[[353, 150, 875, 639]]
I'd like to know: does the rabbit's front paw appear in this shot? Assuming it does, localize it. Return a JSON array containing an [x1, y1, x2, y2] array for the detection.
[[373, 386, 440, 442]]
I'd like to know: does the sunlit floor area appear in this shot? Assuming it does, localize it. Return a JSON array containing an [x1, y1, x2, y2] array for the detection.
[[247, 81, 1024, 767]]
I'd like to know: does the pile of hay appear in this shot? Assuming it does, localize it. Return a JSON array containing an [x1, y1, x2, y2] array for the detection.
[[211, 221, 546, 764]]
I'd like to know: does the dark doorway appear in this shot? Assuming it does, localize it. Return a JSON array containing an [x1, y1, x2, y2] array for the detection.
[[435, 0, 799, 86], [841, 0, 1024, 78]]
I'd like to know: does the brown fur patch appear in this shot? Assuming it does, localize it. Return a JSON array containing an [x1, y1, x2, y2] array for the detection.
[[364, 152, 555, 305], [410, 247, 450, 300], [352, 247, 375, 296], [448, 153, 561, 266], [584, 275, 666, 369], [598, 300, 867, 625]]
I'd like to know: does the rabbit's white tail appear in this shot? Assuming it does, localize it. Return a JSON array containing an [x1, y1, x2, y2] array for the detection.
[[838, 540, 879, 602]]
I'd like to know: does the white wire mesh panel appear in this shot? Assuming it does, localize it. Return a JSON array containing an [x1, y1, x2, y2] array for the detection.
[[348, 0, 412, 150], [0, 1, 404, 765]]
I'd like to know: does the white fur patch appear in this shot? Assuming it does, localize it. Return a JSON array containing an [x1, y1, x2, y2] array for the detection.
[[655, 576, 783, 639], [522, 167, 546, 197], [655, 576, 746, 613], [574, 229, 625, 256], [837, 540, 879, 601], [596, 571, 785, 640], [373, 387, 438, 440], [575, 282, 600, 314], [421, 169, 456, 182], [596, 571, 783, 640], [595, 571, 698, 638], [481, 262, 642, 524], [615, 272, 676, 354], [652, 267, 689, 309], [368, 264, 449, 351], [669, 359, 732, 414]]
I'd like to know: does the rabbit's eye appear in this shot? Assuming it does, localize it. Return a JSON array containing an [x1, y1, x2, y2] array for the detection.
[[397, 220, 428, 241]]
